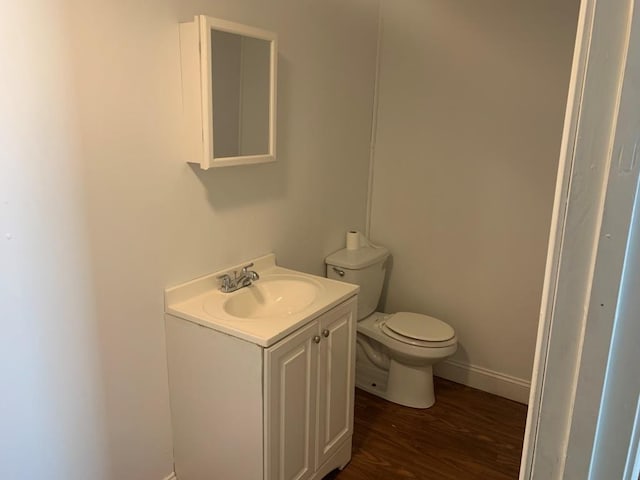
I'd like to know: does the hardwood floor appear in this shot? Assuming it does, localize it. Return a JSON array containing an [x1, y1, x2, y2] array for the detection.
[[326, 377, 528, 480]]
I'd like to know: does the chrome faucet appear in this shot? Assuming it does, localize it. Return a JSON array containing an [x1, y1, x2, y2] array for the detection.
[[218, 263, 260, 293]]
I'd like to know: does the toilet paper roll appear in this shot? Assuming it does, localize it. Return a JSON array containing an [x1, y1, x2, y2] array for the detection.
[[346, 230, 360, 250]]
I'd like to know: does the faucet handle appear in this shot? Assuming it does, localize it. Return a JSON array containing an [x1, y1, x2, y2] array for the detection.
[[217, 273, 233, 292], [241, 262, 259, 281]]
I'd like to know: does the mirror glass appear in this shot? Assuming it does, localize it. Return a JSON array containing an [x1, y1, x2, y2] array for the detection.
[[211, 30, 271, 158]]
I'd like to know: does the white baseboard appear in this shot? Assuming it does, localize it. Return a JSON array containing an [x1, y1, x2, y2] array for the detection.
[[162, 473, 176, 480], [434, 359, 530, 404]]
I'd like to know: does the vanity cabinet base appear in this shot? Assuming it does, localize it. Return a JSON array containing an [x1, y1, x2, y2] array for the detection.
[[165, 296, 357, 480]]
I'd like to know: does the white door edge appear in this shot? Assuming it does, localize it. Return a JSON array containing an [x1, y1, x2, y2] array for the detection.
[[521, 0, 640, 478]]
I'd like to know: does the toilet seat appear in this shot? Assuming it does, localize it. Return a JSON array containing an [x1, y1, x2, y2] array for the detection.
[[381, 312, 456, 348]]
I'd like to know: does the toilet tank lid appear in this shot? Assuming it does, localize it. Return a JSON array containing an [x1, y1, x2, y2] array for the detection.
[[325, 246, 389, 270]]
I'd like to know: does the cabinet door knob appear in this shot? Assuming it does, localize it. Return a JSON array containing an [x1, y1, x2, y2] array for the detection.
[[313, 335, 321, 344], [322, 329, 330, 338]]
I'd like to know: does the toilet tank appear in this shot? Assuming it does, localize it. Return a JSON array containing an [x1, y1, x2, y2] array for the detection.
[[325, 246, 389, 320]]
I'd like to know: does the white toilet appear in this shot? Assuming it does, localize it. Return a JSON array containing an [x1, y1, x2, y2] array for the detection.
[[326, 245, 457, 408]]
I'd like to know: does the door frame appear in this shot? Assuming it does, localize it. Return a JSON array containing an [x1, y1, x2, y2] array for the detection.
[[520, 0, 640, 478]]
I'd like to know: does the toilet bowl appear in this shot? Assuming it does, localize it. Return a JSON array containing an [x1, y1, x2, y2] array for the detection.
[[355, 312, 457, 408]]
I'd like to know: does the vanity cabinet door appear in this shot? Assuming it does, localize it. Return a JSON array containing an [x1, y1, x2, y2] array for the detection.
[[264, 321, 319, 480], [316, 299, 357, 468]]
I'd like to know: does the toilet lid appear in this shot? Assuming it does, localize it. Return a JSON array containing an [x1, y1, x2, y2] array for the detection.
[[385, 312, 455, 342]]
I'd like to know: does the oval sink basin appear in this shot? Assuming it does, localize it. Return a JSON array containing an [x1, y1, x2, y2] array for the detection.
[[212, 274, 321, 319]]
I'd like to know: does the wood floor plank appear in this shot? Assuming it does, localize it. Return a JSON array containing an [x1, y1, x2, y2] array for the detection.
[[326, 377, 527, 480]]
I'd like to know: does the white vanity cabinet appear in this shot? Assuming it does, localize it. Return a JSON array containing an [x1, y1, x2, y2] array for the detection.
[[165, 296, 357, 480]]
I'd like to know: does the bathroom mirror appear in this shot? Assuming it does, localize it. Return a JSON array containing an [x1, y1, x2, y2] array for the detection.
[[179, 16, 277, 169]]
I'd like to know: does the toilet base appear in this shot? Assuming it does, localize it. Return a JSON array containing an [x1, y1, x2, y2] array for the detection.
[[355, 357, 436, 409], [387, 360, 435, 408]]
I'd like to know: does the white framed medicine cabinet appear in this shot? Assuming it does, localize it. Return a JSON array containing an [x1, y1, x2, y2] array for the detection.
[[179, 16, 277, 169]]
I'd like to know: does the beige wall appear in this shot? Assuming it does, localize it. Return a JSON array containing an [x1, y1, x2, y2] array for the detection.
[[370, 0, 579, 391], [1, 0, 379, 478], [0, 2, 110, 478]]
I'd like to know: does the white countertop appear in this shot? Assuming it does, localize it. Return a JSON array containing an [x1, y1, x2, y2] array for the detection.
[[164, 254, 359, 347]]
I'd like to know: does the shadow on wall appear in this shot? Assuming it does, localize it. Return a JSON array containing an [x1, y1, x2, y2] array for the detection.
[[378, 254, 394, 312], [441, 343, 471, 370], [189, 159, 287, 211]]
